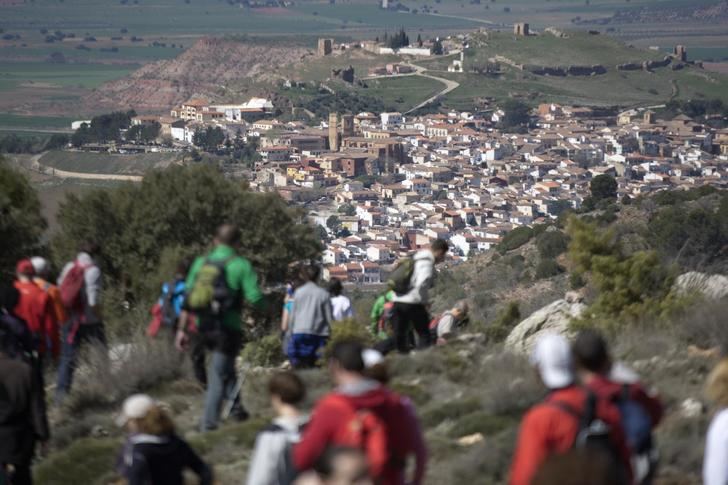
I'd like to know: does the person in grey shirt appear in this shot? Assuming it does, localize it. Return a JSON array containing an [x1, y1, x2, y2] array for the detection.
[[55, 241, 105, 404], [287, 264, 333, 369]]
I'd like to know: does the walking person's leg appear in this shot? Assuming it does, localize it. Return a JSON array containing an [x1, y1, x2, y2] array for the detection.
[[411, 304, 432, 348], [55, 324, 78, 404], [392, 303, 412, 354], [9, 462, 33, 485], [201, 350, 226, 431], [190, 333, 208, 388]]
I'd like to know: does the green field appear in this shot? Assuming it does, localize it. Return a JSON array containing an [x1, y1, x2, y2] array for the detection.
[[363, 75, 446, 109], [0, 113, 75, 130], [0, 61, 138, 90], [39, 150, 182, 175]]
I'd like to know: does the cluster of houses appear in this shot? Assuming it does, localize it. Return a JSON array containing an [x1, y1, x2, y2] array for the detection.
[[246, 103, 727, 285], [91, 94, 728, 285]]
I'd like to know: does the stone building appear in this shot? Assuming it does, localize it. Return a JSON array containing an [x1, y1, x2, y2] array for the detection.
[[514, 23, 530, 36], [318, 38, 333, 56], [673, 45, 687, 62], [329, 113, 340, 152]]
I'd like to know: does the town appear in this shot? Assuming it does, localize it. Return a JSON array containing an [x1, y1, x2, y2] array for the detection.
[[63, 94, 726, 286]]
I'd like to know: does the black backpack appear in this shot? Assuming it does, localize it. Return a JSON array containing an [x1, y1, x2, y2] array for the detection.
[[551, 391, 627, 483]]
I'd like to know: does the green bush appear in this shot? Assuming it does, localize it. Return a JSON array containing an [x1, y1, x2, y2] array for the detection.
[[241, 333, 285, 367], [486, 302, 520, 343], [535, 258, 563, 279], [35, 437, 118, 485], [322, 319, 374, 361], [535, 230, 569, 259], [496, 226, 534, 253]]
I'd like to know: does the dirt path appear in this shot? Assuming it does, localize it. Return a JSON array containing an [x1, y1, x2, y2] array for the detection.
[[31, 153, 143, 182]]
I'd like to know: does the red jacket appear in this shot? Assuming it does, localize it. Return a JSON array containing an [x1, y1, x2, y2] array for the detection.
[[585, 374, 664, 429], [509, 386, 633, 485], [293, 382, 415, 485], [14, 280, 58, 359]]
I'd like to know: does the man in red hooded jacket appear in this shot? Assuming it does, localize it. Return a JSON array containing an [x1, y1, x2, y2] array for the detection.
[[13, 259, 57, 360], [509, 333, 633, 485], [294, 340, 415, 485]]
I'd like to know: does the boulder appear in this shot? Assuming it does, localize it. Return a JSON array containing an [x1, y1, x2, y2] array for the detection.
[[505, 299, 586, 355], [674, 272, 728, 300]]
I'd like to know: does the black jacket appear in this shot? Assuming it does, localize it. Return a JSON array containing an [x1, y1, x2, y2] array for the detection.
[[121, 434, 213, 485], [0, 355, 49, 464]]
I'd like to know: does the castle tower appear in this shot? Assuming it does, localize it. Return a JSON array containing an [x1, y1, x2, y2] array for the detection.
[[673, 45, 687, 62], [514, 23, 529, 36], [381, 0, 389, 9], [318, 38, 333, 56], [643, 110, 655, 125], [341, 114, 354, 137], [328, 113, 340, 152]]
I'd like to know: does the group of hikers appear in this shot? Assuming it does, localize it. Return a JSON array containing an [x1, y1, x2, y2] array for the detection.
[[2, 222, 728, 484]]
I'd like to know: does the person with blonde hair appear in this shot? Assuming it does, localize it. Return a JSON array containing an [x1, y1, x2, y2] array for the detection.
[[703, 359, 728, 485], [116, 394, 213, 485]]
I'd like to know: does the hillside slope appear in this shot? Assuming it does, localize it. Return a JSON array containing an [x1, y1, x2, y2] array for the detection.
[[83, 38, 312, 113]]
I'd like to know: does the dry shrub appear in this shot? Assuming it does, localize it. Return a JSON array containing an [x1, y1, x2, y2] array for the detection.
[[65, 334, 189, 414]]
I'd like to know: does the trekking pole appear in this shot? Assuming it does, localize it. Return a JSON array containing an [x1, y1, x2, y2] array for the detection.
[[222, 362, 249, 420]]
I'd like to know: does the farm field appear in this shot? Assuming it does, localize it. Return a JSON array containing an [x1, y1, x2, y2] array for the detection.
[[38, 150, 183, 175]]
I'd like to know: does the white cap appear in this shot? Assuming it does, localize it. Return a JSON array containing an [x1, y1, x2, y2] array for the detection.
[[530, 333, 574, 389], [610, 361, 640, 384], [362, 349, 384, 368], [30, 257, 48, 276], [116, 394, 156, 427]]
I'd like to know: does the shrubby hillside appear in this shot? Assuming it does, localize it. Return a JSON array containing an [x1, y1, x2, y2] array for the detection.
[[2, 157, 727, 484]]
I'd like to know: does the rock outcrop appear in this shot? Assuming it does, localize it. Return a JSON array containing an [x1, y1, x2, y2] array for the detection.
[[674, 272, 728, 300], [505, 299, 587, 355]]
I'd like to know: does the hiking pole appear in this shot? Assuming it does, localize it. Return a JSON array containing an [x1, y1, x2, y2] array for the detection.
[[222, 363, 249, 420]]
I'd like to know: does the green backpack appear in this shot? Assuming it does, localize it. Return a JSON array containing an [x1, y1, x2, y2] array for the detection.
[[186, 256, 237, 316], [387, 257, 415, 296]]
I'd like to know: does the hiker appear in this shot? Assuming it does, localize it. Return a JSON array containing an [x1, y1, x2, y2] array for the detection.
[[55, 241, 105, 404], [430, 300, 469, 345], [369, 290, 394, 341], [30, 257, 68, 338], [294, 447, 373, 485], [176, 224, 266, 432], [246, 371, 309, 485], [293, 340, 414, 485], [281, 280, 298, 357], [115, 394, 213, 485], [0, 285, 35, 361], [703, 358, 728, 485], [573, 329, 663, 485], [14, 259, 58, 361], [509, 333, 632, 485], [386, 239, 449, 354], [287, 264, 333, 369], [148, 260, 190, 340], [362, 349, 428, 485], [0, 320, 49, 485], [329, 278, 353, 322]]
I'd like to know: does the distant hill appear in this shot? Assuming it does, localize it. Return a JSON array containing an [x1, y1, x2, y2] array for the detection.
[[581, 0, 728, 25], [83, 37, 312, 113]]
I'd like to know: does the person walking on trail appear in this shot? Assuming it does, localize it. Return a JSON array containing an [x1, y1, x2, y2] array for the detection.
[[31, 257, 67, 338], [384, 239, 449, 354], [176, 224, 266, 432], [573, 330, 663, 485], [287, 264, 333, 369], [293, 340, 416, 485], [115, 394, 213, 485], [0, 322, 50, 485], [369, 290, 394, 341], [703, 359, 728, 485], [430, 300, 469, 345], [14, 259, 58, 362], [0, 286, 35, 362], [509, 333, 632, 485], [329, 278, 353, 322], [246, 371, 309, 485], [148, 260, 190, 340], [55, 241, 104, 404], [362, 349, 428, 485]]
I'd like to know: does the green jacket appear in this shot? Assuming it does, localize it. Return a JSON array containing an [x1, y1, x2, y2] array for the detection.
[[186, 244, 265, 332], [370, 291, 394, 338]]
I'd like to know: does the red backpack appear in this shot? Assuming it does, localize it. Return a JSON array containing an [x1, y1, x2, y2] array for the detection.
[[59, 262, 90, 310], [327, 391, 411, 482]]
